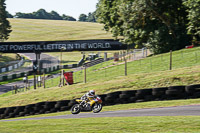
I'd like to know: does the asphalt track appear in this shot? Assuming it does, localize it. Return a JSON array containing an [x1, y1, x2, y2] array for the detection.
[[2, 105, 200, 121]]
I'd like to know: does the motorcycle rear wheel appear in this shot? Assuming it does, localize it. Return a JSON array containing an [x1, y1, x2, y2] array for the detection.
[[71, 104, 81, 114], [92, 103, 102, 113]]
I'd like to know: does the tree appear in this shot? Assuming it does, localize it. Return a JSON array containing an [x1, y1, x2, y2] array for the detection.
[[0, 0, 12, 41], [78, 12, 97, 22], [33, 9, 51, 19], [87, 12, 96, 22], [96, 0, 190, 54], [15, 12, 34, 19], [62, 14, 76, 21], [6, 11, 13, 18], [15, 12, 24, 18], [183, 0, 200, 44], [50, 11, 62, 20], [96, 0, 123, 37], [78, 14, 87, 22], [14, 9, 78, 22]]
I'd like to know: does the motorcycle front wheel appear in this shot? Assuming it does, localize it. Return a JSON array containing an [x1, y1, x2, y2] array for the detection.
[[71, 104, 81, 114], [92, 103, 102, 113]]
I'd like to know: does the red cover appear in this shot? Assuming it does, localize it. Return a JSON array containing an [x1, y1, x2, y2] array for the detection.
[[186, 45, 194, 49], [64, 72, 73, 85]]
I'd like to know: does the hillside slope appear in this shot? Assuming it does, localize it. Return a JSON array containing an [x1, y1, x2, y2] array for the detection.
[[7, 18, 113, 42]]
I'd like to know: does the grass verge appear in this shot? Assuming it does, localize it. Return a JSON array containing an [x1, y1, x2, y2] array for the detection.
[[0, 116, 199, 133]]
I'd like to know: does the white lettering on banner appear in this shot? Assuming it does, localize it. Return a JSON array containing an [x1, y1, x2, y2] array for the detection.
[[36, 45, 42, 50], [46, 44, 51, 50], [74, 43, 80, 49], [8, 44, 42, 51], [10, 45, 16, 50], [98, 43, 103, 48], [105, 43, 111, 48], [58, 44, 62, 49], [88, 43, 111, 49], [67, 44, 73, 49], [27, 45, 32, 50], [81, 43, 87, 49], [0, 45, 9, 51], [0, 42, 113, 52], [88, 44, 93, 48], [93, 43, 98, 48], [18, 45, 23, 50], [43, 45, 47, 50], [23, 45, 27, 50]]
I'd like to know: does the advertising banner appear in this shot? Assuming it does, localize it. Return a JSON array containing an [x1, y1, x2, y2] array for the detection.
[[0, 39, 129, 53]]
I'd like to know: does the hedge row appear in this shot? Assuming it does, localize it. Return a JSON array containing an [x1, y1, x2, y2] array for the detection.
[[1, 84, 200, 120]]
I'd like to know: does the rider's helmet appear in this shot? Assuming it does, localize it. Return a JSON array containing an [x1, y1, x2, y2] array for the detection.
[[88, 90, 95, 96]]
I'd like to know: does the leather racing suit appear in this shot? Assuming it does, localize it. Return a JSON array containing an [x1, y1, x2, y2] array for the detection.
[[81, 92, 100, 106]]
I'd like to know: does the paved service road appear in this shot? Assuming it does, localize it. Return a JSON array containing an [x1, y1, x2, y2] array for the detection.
[[2, 105, 200, 121]]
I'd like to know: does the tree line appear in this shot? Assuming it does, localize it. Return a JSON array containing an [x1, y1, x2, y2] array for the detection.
[[6, 8, 97, 22], [96, 0, 200, 54]]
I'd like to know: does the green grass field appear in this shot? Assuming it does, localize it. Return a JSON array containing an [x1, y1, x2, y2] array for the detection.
[[0, 116, 200, 133], [7, 18, 113, 42]]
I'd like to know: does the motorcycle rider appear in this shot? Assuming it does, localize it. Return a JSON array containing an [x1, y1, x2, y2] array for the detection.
[[81, 90, 100, 107]]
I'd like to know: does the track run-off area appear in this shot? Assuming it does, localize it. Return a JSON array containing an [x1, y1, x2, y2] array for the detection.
[[2, 105, 200, 122]]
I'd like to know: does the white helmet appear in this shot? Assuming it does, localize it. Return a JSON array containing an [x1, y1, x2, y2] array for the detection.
[[89, 90, 95, 96]]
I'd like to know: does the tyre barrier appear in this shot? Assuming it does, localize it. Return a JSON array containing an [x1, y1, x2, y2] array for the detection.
[[1, 84, 200, 120]]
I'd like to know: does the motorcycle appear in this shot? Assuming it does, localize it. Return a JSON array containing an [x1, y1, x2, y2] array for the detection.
[[71, 96, 103, 114]]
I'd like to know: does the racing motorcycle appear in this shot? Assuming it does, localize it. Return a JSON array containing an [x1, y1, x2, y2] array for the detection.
[[71, 96, 103, 114]]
